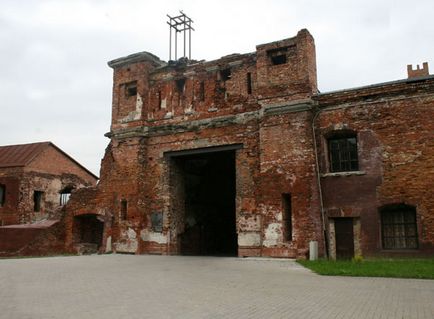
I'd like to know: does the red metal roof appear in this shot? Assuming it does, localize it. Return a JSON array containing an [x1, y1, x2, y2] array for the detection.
[[0, 142, 51, 168], [0, 141, 98, 179]]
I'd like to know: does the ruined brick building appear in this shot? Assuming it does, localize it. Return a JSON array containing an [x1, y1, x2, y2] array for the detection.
[[0, 142, 97, 256], [66, 29, 434, 259]]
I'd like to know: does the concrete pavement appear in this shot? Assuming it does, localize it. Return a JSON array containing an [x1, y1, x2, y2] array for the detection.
[[0, 254, 433, 319]]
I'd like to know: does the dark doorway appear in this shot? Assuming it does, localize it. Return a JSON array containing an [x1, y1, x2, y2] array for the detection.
[[73, 214, 104, 252], [334, 218, 354, 259], [172, 150, 237, 256]]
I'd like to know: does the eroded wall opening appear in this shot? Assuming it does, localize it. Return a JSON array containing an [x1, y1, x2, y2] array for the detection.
[[73, 214, 104, 253], [170, 150, 237, 256]]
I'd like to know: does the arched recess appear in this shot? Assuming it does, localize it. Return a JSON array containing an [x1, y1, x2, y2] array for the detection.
[[73, 213, 104, 253]]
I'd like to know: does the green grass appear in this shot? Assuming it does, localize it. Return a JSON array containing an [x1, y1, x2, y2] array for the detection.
[[297, 258, 434, 279]]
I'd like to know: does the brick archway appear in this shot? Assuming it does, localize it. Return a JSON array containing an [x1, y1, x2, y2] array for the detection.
[[73, 214, 104, 254]]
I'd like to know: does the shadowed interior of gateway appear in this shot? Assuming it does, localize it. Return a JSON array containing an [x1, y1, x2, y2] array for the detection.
[[173, 150, 237, 256], [73, 214, 104, 250]]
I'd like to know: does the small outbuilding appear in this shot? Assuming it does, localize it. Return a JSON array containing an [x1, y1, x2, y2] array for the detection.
[[0, 142, 98, 256]]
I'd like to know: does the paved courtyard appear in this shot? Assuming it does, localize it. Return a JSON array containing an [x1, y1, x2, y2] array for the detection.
[[0, 255, 433, 319]]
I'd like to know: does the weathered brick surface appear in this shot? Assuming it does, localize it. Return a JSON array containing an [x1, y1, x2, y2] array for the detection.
[[66, 29, 320, 258], [0, 145, 97, 226], [0, 143, 97, 256], [66, 29, 434, 258], [0, 174, 20, 224], [407, 62, 429, 78], [314, 80, 434, 256], [0, 220, 65, 257], [27, 146, 96, 182]]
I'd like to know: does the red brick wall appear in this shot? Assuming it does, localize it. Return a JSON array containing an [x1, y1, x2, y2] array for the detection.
[[0, 145, 97, 227], [0, 221, 66, 257], [256, 29, 317, 101], [65, 29, 434, 259], [258, 110, 322, 257], [27, 145, 97, 183], [0, 173, 21, 225], [65, 30, 320, 258], [315, 81, 434, 256]]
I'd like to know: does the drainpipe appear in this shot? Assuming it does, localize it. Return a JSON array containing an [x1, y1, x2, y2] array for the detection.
[[311, 105, 329, 258]]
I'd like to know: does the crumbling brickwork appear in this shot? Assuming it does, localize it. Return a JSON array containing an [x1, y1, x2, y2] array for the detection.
[[0, 142, 97, 256], [0, 143, 97, 225], [314, 79, 434, 257], [66, 29, 434, 258]]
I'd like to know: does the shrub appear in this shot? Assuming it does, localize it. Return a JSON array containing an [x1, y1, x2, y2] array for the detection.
[[352, 254, 364, 263]]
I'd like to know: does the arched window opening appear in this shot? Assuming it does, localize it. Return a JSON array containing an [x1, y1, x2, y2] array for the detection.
[[60, 186, 73, 206]]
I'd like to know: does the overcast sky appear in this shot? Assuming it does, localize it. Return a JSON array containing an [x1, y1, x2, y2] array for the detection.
[[1, 0, 433, 176]]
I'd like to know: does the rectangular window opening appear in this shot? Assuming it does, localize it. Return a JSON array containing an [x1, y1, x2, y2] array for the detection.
[[271, 54, 287, 65], [267, 47, 288, 65], [220, 68, 231, 81], [121, 199, 128, 220], [381, 206, 418, 249], [0, 185, 5, 207], [282, 193, 292, 241], [60, 186, 73, 206], [246, 72, 252, 94], [60, 193, 71, 206], [328, 136, 358, 172], [199, 81, 205, 101], [151, 212, 163, 232], [176, 78, 186, 94], [158, 91, 162, 109], [125, 81, 137, 97], [33, 191, 43, 212]]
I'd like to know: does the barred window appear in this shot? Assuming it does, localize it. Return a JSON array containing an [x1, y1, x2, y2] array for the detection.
[[120, 199, 128, 220], [328, 135, 358, 172], [60, 186, 73, 206], [381, 205, 418, 249]]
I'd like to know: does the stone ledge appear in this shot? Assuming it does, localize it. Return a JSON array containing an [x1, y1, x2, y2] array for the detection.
[[261, 99, 314, 116], [108, 51, 166, 69], [108, 99, 315, 140], [321, 170, 366, 177]]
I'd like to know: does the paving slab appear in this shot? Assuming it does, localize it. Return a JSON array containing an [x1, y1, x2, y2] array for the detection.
[[0, 254, 433, 319]]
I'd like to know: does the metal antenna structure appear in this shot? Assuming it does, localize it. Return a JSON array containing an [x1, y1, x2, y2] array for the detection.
[[167, 11, 194, 61]]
